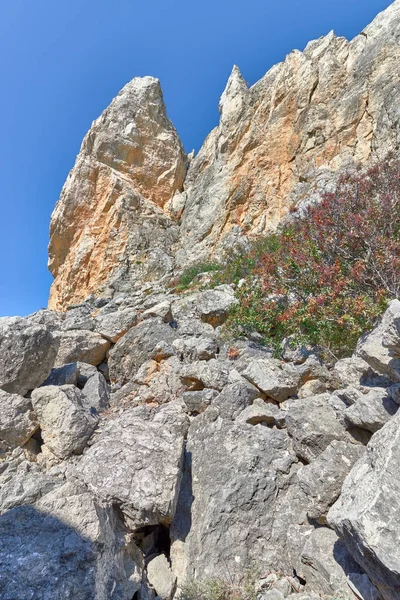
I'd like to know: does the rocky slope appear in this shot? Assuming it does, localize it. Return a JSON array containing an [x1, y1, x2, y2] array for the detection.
[[3, 2, 400, 600], [2, 284, 400, 599], [49, 0, 400, 310]]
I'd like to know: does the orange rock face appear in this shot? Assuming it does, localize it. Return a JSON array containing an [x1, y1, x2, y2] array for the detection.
[[48, 77, 187, 310], [49, 2, 400, 307]]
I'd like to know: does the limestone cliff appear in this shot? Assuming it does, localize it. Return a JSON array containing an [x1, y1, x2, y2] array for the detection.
[[49, 0, 400, 308], [48, 77, 187, 310]]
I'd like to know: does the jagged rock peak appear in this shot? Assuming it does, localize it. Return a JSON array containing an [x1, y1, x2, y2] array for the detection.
[[48, 75, 187, 310], [48, 1, 400, 309]]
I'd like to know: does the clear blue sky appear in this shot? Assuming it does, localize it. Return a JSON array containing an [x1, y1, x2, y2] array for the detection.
[[0, 0, 392, 316]]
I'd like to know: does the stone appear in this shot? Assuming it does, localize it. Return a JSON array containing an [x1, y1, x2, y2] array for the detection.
[[31, 385, 97, 459], [0, 480, 142, 600], [62, 304, 95, 331], [242, 359, 299, 402], [0, 317, 58, 396], [0, 390, 38, 453], [298, 527, 375, 600], [182, 389, 219, 414], [329, 408, 400, 600], [77, 408, 184, 528], [297, 440, 365, 521], [180, 359, 230, 391], [76, 361, 99, 386], [142, 300, 172, 323], [170, 415, 309, 582], [284, 394, 349, 463], [172, 336, 219, 361], [195, 285, 238, 327], [41, 362, 79, 386], [344, 387, 398, 433], [237, 399, 283, 426], [0, 455, 58, 513], [356, 300, 400, 382], [212, 379, 260, 420], [297, 379, 327, 398], [48, 76, 186, 310], [147, 554, 176, 600], [108, 319, 179, 385], [54, 330, 110, 367], [95, 307, 138, 342], [81, 371, 110, 413]]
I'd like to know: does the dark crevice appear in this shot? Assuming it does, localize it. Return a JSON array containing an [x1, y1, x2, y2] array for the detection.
[[134, 524, 171, 562]]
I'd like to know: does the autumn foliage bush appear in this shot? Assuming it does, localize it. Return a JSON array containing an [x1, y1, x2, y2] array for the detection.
[[221, 159, 400, 358]]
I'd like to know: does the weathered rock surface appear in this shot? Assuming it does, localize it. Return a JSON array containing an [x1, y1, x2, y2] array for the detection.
[[0, 480, 142, 600], [0, 317, 58, 395], [0, 390, 38, 454], [77, 407, 185, 528], [31, 385, 97, 459], [48, 2, 400, 308], [54, 329, 110, 367], [171, 415, 307, 581], [329, 408, 400, 600], [48, 76, 186, 310], [284, 394, 349, 463]]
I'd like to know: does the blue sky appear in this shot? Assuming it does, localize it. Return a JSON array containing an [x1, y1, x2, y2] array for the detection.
[[0, 0, 392, 316]]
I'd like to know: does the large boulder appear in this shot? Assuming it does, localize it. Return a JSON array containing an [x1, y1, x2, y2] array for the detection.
[[284, 394, 349, 463], [108, 318, 178, 384], [297, 440, 365, 522], [329, 409, 400, 600], [31, 385, 97, 459], [95, 307, 138, 342], [0, 390, 38, 454], [0, 480, 142, 600], [77, 407, 185, 528], [195, 285, 238, 327], [170, 414, 310, 582], [0, 317, 58, 395], [356, 300, 400, 382], [53, 330, 110, 367], [242, 359, 300, 402]]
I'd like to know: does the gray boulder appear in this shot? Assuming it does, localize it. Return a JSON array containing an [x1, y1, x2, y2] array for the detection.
[[0, 390, 38, 453], [41, 362, 79, 387], [31, 385, 97, 459], [344, 388, 398, 433], [0, 317, 58, 395], [170, 415, 309, 582], [95, 307, 138, 342], [180, 359, 230, 391], [212, 379, 260, 420], [62, 304, 95, 331], [297, 440, 365, 521], [0, 480, 142, 600], [298, 527, 377, 600], [81, 371, 110, 413], [195, 285, 238, 326], [147, 554, 176, 600], [182, 389, 218, 414], [77, 408, 184, 528], [329, 408, 400, 600], [242, 359, 299, 402], [284, 394, 349, 463], [237, 399, 284, 426], [108, 318, 179, 384], [356, 300, 400, 382], [54, 330, 110, 367]]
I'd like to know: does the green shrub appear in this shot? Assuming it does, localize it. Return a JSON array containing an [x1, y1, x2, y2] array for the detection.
[[221, 159, 400, 358], [176, 261, 221, 290], [179, 571, 258, 600]]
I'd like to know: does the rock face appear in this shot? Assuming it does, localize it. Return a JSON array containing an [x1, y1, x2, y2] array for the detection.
[[48, 1, 400, 308], [48, 76, 187, 310], [6, 2, 400, 599], [329, 409, 400, 600]]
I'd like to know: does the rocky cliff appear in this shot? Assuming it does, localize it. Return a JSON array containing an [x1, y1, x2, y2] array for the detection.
[[3, 2, 400, 600], [49, 0, 400, 310]]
